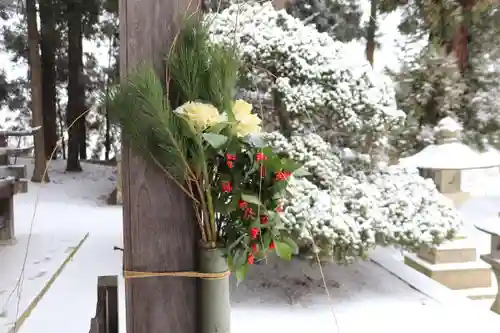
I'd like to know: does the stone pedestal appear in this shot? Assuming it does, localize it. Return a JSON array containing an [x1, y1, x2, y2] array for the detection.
[[480, 255, 500, 314], [405, 238, 493, 293], [476, 223, 500, 314], [419, 168, 470, 206]]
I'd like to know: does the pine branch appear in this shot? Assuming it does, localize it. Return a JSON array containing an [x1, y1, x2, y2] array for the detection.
[[105, 67, 196, 186]]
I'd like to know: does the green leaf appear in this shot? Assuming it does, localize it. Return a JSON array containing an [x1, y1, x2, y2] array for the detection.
[[206, 121, 231, 134], [282, 237, 299, 255], [250, 217, 262, 227], [213, 195, 239, 214], [270, 181, 288, 195], [293, 167, 311, 177], [281, 158, 302, 173], [202, 133, 228, 149], [267, 211, 284, 230], [241, 193, 263, 206], [245, 134, 267, 148], [275, 241, 293, 260], [235, 263, 249, 283], [230, 248, 248, 270], [227, 234, 246, 253]]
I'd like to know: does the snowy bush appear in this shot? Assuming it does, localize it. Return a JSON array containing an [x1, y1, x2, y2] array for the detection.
[[207, 2, 405, 155], [264, 132, 462, 261]]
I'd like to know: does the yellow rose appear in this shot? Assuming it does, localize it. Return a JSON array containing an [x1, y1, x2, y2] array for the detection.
[[174, 102, 221, 131], [232, 100, 262, 137]]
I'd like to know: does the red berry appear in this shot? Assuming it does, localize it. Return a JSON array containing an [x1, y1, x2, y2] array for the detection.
[[221, 181, 232, 193], [251, 243, 258, 253], [238, 200, 247, 209], [256, 152, 267, 161], [243, 207, 255, 219], [250, 227, 259, 239]]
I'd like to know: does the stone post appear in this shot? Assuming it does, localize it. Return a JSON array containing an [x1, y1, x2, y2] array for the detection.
[[476, 223, 500, 314]]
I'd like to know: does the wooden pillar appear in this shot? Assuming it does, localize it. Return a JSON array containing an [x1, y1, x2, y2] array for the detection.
[[119, 0, 199, 333], [0, 180, 15, 244]]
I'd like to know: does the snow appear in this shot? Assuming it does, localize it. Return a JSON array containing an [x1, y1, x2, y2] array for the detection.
[[0, 158, 498, 333], [434, 116, 463, 133], [0, 158, 121, 333], [399, 141, 500, 169], [399, 117, 500, 170]]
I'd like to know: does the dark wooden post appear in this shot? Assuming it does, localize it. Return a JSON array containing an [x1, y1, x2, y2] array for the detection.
[[0, 179, 15, 244], [119, 0, 199, 333], [89, 276, 119, 333], [0, 135, 7, 166]]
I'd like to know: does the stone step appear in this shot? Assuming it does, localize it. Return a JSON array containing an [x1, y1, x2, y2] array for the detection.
[[443, 191, 470, 206], [418, 239, 478, 264], [405, 253, 492, 290], [455, 284, 497, 300]]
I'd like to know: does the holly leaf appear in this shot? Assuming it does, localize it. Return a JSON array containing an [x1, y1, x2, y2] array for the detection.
[[202, 133, 228, 149], [227, 234, 246, 254], [235, 263, 249, 284], [282, 237, 299, 255], [241, 193, 263, 206], [293, 167, 311, 177], [231, 248, 248, 269], [275, 241, 293, 260], [281, 158, 302, 173]]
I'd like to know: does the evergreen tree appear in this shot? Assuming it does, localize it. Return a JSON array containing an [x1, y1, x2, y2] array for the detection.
[[286, 0, 364, 42]]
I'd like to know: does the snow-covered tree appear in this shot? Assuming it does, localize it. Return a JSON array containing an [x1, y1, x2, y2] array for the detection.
[[208, 2, 462, 262], [208, 2, 405, 157], [388, 45, 466, 156]]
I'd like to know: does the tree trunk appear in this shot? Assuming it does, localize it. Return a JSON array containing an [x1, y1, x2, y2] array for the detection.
[[452, 2, 474, 73], [26, 0, 49, 183], [120, 0, 200, 332], [365, 0, 377, 66], [78, 113, 87, 160], [66, 0, 83, 172], [39, 0, 59, 160]]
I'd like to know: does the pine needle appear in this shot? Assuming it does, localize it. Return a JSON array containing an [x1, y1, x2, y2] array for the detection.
[[105, 66, 196, 187]]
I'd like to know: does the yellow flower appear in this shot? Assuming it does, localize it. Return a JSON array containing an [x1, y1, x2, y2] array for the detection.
[[174, 102, 221, 131], [232, 100, 262, 137]]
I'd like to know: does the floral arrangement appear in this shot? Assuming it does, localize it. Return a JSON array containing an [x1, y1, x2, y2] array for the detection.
[[106, 15, 300, 280]]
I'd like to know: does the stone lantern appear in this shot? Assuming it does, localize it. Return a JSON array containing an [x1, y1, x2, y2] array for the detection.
[[399, 117, 500, 206], [401, 117, 500, 300]]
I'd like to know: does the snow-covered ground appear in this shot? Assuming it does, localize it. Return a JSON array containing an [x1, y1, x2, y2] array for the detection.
[[1, 159, 500, 333]]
